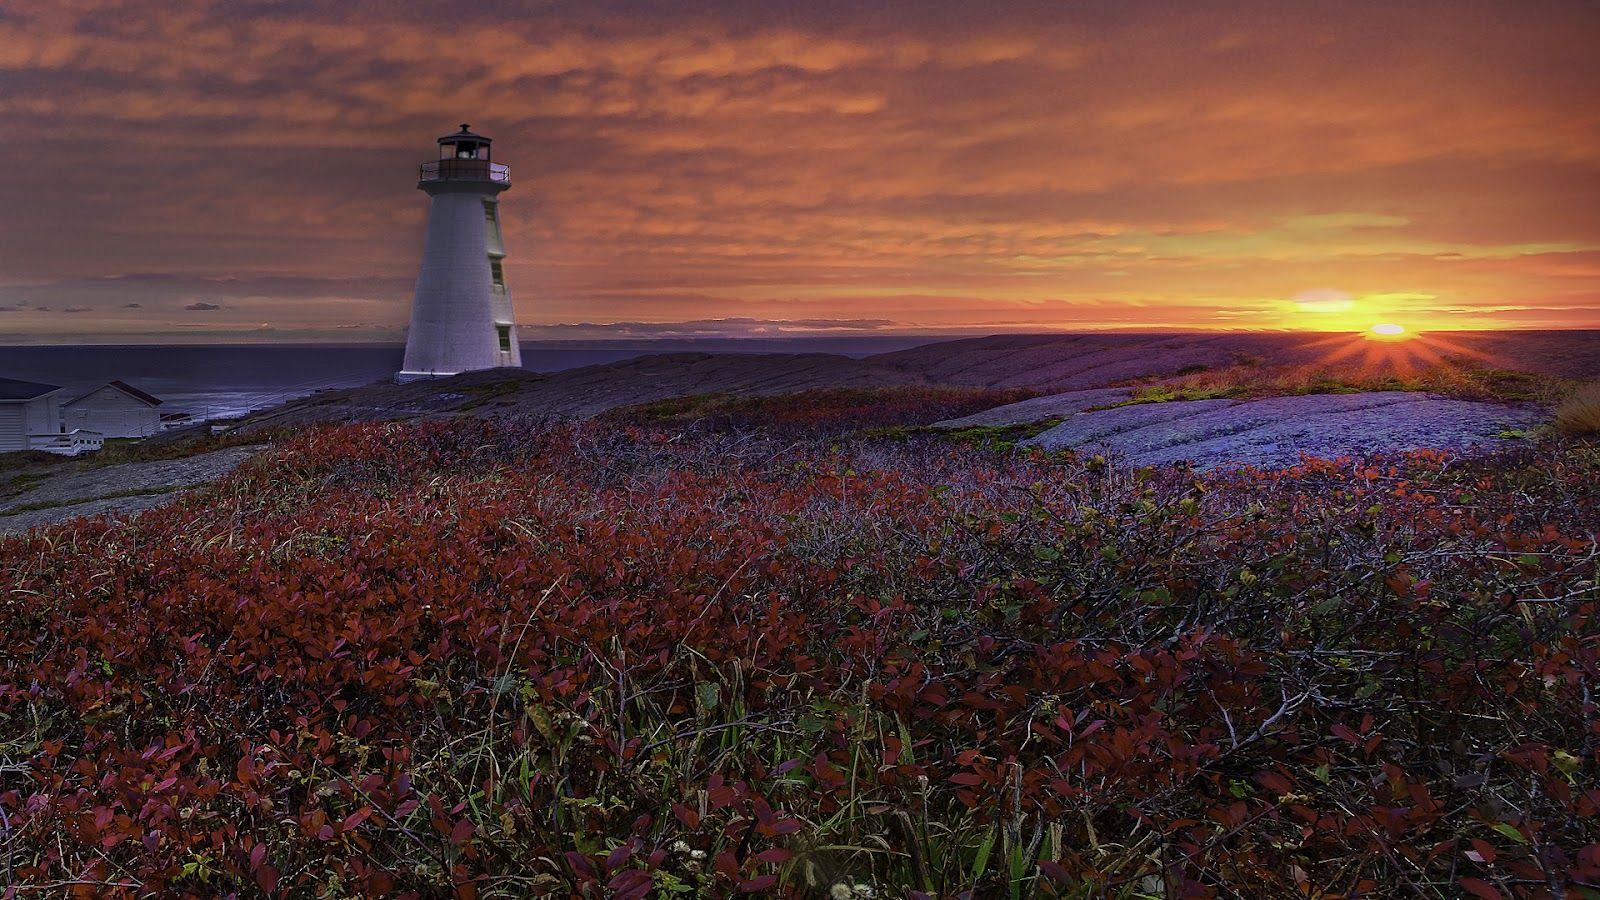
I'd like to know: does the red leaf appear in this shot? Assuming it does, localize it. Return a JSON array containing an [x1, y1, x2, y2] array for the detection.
[[1331, 724, 1361, 744], [606, 843, 633, 871], [565, 851, 598, 881], [1458, 878, 1503, 900], [340, 807, 371, 833], [1039, 860, 1071, 882], [1468, 838, 1497, 865], [753, 848, 794, 864], [1255, 771, 1293, 794], [672, 803, 700, 828]]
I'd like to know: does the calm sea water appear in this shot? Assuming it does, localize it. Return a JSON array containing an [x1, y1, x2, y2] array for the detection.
[[0, 338, 940, 420]]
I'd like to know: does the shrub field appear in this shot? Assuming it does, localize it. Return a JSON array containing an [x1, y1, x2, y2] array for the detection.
[[0, 391, 1596, 897]]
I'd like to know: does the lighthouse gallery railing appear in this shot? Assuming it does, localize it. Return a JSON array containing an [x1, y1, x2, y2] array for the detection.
[[419, 160, 510, 184]]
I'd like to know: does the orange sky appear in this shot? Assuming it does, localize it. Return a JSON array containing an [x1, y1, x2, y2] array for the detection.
[[1, 0, 1597, 343]]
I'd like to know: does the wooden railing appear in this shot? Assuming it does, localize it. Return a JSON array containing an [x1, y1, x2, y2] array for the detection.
[[29, 429, 104, 456]]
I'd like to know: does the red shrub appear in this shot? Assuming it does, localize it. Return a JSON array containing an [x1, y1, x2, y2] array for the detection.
[[0, 417, 1594, 896]]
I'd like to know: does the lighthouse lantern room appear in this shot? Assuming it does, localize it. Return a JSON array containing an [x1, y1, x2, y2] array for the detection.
[[397, 124, 521, 383]]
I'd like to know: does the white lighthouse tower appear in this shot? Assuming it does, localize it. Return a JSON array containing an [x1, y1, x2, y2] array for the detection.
[[397, 124, 521, 382]]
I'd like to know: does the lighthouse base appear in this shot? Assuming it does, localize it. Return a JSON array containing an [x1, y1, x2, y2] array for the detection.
[[394, 370, 461, 384]]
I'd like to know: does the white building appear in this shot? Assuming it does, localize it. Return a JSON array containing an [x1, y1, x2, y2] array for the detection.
[[0, 377, 63, 453], [64, 380, 164, 438], [0, 377, 103, 456], [397, 124, 522, 383]]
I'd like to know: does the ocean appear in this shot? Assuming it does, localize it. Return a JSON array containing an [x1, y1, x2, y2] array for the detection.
[[0, 337, 941, 420]]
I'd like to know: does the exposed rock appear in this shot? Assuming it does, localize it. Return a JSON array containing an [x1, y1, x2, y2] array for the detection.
[[212, 330, 1598, 434], [934, 387, 1131, 428], [1020, 392, 1542, 470], [0, 445, 259, 534]]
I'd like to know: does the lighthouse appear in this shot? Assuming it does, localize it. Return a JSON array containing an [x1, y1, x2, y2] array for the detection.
[[397, 124, 521, 382]]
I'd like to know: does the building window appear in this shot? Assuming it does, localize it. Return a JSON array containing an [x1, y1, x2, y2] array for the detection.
[[489, 257, 505, 286], [496, 324, 512, 352], [483, 201, 501, 242]]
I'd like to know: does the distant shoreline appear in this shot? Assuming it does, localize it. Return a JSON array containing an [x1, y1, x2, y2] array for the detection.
[[2, 325, 1596, 350]]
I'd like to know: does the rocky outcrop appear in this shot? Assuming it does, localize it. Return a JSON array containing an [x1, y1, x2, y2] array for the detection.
[[0, 445, 259, 534], [1019, 391, 1542, 470], [935, 387, 1131, 428]]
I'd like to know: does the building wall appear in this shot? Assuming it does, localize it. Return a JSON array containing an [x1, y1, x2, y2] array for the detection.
[[0, 404, 25, 452], [64, 386, 161, 438], [400, 182, 516, 380], [23, 394, 60, 439]]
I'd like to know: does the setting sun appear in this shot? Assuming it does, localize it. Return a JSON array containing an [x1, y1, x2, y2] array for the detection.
[[1369, 323, 1408, 340]]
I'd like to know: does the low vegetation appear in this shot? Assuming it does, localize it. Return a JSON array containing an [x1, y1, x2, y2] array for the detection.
[[1113, 363, 1570, 408], [0, 390, 1595, 897], [1556, 383, 1600, 436], [603, 386, 1039, 437]]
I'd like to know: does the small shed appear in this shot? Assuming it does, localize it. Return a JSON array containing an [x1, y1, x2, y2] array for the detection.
[[64, 380, 164, 439], [160, 411, 193, 431], [0, 377, 64, 453]]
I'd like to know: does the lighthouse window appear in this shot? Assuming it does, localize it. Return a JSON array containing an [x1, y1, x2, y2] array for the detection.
[[489, 257, 505, 286], [496, 325, 512, 352]]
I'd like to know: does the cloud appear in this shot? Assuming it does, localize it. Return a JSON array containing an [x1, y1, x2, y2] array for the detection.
[[184, 301, 223, 311], [0, 0, 1595, 338], [1292, 289, 1355, 314]]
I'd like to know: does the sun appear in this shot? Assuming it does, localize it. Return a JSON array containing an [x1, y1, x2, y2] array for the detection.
[[1368, 323, 1408, 341]]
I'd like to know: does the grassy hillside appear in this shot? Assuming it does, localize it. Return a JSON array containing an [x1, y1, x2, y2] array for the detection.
[[0, 391, 1595, 897]]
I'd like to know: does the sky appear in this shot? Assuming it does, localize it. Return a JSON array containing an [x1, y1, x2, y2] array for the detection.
[[0, 0, 1597, 344]]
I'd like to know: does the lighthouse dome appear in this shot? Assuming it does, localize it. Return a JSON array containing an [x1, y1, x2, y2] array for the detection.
[[438, 124, 492, 160]]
